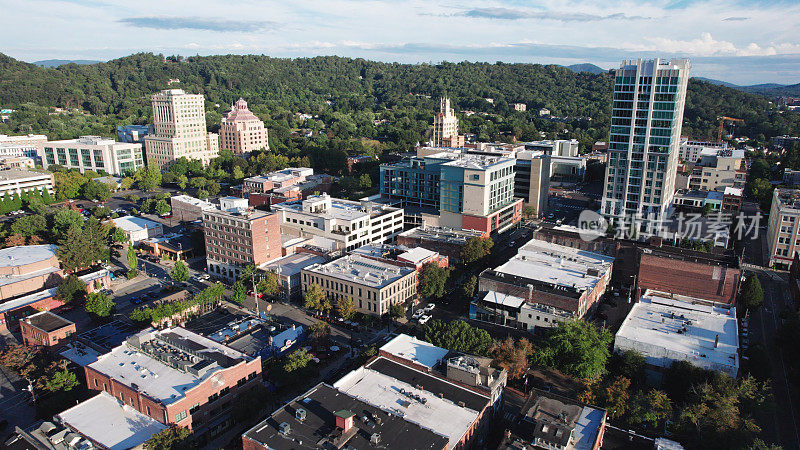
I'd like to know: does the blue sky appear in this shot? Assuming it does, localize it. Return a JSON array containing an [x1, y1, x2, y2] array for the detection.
[[3, 0, 799, 85]]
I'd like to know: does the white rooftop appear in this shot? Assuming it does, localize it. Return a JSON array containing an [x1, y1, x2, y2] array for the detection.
[[494, 239, 613, 292], [305, 254, 413, 288], [724, 187, 743, 196], [379, 334, 449, 368], [427, 151, 514, 170], [261, 252, 327, 278], [0, 244, 58, 287], [171, 194, 215, 209], [481, 291, 526, 309], [398, 247, 437, 265], [112, 216, 162, 233], [58, 391, 166, 450], [614, 290, 739, 377], [89, 327, 250, 405], [334, 363, 479, 448]]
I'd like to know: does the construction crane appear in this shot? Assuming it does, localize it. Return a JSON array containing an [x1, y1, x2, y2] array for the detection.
[[717, 116, 744, 142]]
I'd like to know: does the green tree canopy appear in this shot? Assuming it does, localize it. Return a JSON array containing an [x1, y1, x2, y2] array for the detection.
[[144, 425, 192, 450], [531, 320, 613, 380], [85, 291, 115, 318], [418, 319, 493, 356], [460, 237, 493, 264], [419, 262, 449, 299], [740, 274, 764, 311], [170, 260, 189, 282], [56, 274, 87, 304]]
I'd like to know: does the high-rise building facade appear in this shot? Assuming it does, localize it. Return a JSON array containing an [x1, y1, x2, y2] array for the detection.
[[144, 89, 219, 169], [219, 98, 269, 154], [432, 97, 459, 147], [602, 59, 690, 235]]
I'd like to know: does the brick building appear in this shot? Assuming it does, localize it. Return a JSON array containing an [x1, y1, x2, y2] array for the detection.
[[474, 239, 613, 331], [396, 226, 485, 263], [203, 207, 281, 281], [19, 310, 75, 347], [84, 327, 262, 438]]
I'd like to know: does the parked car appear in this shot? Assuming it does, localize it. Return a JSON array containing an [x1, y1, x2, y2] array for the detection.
[[130, 297, 144, 305], [424, 303, 435, 312], [247, 291, 264, 299], [418, 315, 432, 325]]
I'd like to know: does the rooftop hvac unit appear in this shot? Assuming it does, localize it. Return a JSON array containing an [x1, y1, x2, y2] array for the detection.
[[370, 433, 381, 445], [279, 422, 291, 435], [296, 408, 307, 421]]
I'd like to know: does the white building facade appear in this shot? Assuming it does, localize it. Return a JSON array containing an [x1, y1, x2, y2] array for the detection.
[[40, 136, 144, 175]]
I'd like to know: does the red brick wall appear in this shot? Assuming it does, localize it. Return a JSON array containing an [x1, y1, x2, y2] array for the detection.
[[461, 214, 491, 237], [638, 253, 740, 306], [20, 320, 75, 347]]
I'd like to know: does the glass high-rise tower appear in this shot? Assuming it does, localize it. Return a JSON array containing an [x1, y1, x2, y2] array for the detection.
[[601, 58, 690, 236]]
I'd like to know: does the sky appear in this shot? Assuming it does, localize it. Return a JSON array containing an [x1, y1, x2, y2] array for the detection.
[[2, 0, 800, 85]]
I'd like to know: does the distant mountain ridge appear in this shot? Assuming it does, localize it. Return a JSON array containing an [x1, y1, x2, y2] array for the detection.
[[565, 63, 606, 75], [33, 59, 102, 68], [691, 77, 800, 97]]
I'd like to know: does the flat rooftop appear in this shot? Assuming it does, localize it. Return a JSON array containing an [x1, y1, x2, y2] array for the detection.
[[431, 152, 514, 170], [481, 291, 526, 309], [112, 215, 162, 233], [379, 334, 449, 369], [334, 357, 489, 448], [171, 194, 215, 209], [615, 290, 739, 372], [398, 247, 437, 265], [23, 310, 73, 332], [261, 252, 327, 278], [493, 239, 613, 293], [398, 226, 484, 244], [0, 169, 52, 181], [0, 244, 56, 268], [243, 383, 449, 450], [58, 391, 167, 450], [274, 195, 400, 222], [89, 327, 252, 404], [305, 254, 413, 289]]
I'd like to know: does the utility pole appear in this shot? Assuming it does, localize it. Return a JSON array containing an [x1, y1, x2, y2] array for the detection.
[[251, 272, 259, 317]]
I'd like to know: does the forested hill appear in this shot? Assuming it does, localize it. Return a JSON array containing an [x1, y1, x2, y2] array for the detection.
[[0, 52, 797, 147]]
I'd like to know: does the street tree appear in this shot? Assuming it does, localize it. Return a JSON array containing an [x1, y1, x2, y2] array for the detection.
[[605, 376, 631, 419], [460, 237, 493, 264], [170, 260, 189, 283], [85, 292, 115, 318], [144, 425, 192, 450], [336, 296, 356, 320], [56, 274, 87, 303], [491, 337, 532, 379], [740, 274, 764, 311], [127, 244, 138, 272], [419, 262, 448, 299], [81, 181, 111, 202], [136, 165, 162, 191], [112, 227, 128, 243], [231, 281, 246, 304], [303, 283, 327, 311], [257, 271, 280, 298]]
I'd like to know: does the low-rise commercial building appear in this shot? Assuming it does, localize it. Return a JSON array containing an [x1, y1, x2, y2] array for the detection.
[[84, 327, 262, 436], [203, 207, 281, 281], [0, 156, 35, 170], [0, 169, 54, 198], [117, 124, 154, 144], [333, 356, 493, 449], [243, 167, 313, 194], [0, 134, 46, 164], [475, 239, 613, 331], [274, 194, 404, 252], [767, 188, 800, 267], [57, 390, 168, 450], [679, 138, 727, 163], [20, 310, 75, 347], [40, 136, 145, 175], [614, 290, 739, 377], [261, 252, 328, 300], [242, 383, 450, 450], [112, 216, 164, 244], [0, 244, 62, 301], [351, 244, 448, 272], [301, 254, 417, 316], [500, 390, 606, 450], [170, 194, 215, 222], [688, 148, 746, 192], [397, 225, 485, 262]]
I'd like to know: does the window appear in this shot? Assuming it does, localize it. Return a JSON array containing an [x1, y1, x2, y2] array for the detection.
[[175, 410, 188, 422]]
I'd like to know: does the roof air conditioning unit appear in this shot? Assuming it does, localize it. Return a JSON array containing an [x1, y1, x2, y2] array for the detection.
[[296, 408, 307, 421], [279, 422, 291, 435], [371, 433, 381, 445]]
